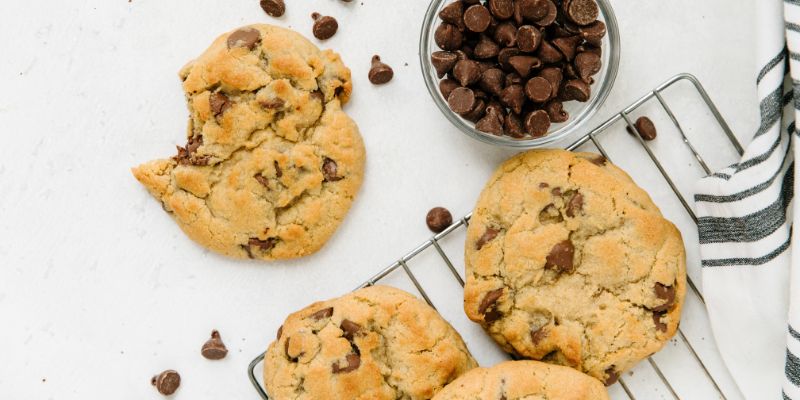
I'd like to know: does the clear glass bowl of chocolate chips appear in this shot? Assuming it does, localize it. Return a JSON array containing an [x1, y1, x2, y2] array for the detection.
[[420, 0, 619, 148]]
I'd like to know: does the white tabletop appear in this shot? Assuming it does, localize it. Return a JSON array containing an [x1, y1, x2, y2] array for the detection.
[[0, 0, 758, 398]]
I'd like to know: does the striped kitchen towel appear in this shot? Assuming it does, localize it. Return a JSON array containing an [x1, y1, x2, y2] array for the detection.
[[694, 0, 799, 398]]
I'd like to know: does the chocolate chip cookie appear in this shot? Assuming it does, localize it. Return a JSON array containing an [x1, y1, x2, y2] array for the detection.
[[464, 149, 686, 384], [432, 360, 609, 400], [132, 24, 365, 260], [265, 286, 478, 399]]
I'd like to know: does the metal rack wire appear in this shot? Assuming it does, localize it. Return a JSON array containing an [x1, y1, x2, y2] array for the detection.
[[247, 73, 745, 399]]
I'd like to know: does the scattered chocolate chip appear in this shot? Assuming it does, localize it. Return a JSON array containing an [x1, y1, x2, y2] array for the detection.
[[653, 312, 668, 332], [480, 68, 505, 95], [151, 370, 180, 396], [311, 13, 338, 40], [603, 367, 619, 386], [454, 60, 482, 86], [474, 35, 501, 59], [227, 27, 261, 50], [565, 0, 599, 26], [500, 84, 525, 114], [488, 0, 514, 20], [439, 78, 460, 98], [525, 76, 552, 103], [628, 116, 657, 141], [332, 353, 361, 373], [524, 109, 550, 137], [340, 320, 362, 340], [448, 87, 477, 114], [531, 326, 548, 344], [464, 4, 492, 32], [431, 51, 459, 77], [652, 283, 676, 312], [260, 0, 285, 17], [368, 55, 394, 84], [426, 207, 453, 233], [545, 240, 574, 273], [475, 227, 499, 250], [439, 1, 464, 24], [562, 79, 590, 102], [310, 307, 334, 320], [544, 101, 569, 122], [201, 330, 229, 360], [517, 25, 542, 52], [566, 192, 583, 217], [435, 23, 464, 50], [478, 288, 504, 322], [493, 22, 518, 47], [209, 92, 231, 117], [322, 158, 344, 182], [574, 51, 601, 81]]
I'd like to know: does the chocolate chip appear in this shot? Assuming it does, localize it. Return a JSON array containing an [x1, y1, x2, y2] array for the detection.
[[464, 4, 492, 32], [248, 237, 278, 254], [478, 288, 504, 322], [311, 13, 338, 40], [475, 227, 499, 250], [603, 367, 619, 386], [582, 153, 607, 166], [340, 319, 362, 340], [517, 25, 542, 52], [653, 312, 668, 332], [531, 326, 548, 344], [508, 55, 541, 77], [566, 192, 583, 217], [552, 35, 582, 61], [227, 27, 261, 50], [519, 0, 549, 20], [448, 87, 477, 114], [260, 0, 285, 17], [652, 283, 676, 312], [579, 20, 606, 46], [474, 35, 500, 59], [565, 0, 599, 26], [332, 354, 361, 374], [209, 92, 231, 117], [537, 40, 563, 63], [439, 1, 464, 24], [260, 98, 285, 110], [431, 51, 459, 77], [575, 51, 601, 81], [439, 78, 460, 98], [628, 116, 657, 141], [151, 370, 180, 396], [310, 307, 334, 320], [277, 325, 283, 340], [480, 68, 505, 95], [552, 187, 562, 196], [435, 23, 464, 51], [462, 98, 487, 122], [504, 112, 525, 137], [284, 337, 295, 360], [544, 101, 569, 122], [562, 79, 590, 102], [426, 207, 453, 233], [498, 48, 522, 71], [500, 84, 525, 114], [504, 71, 523, 87], [488, 0, 514, 20], [274, 160, 283, 178], [453, 59, 482, 86], [201, 330, 228, 360], [493, 22, 518, 47], [368, 55, 394, 84], [525, 76, 552, 103], [524, 109, 550, 137], [322, 158, 344, 182], [533, 0, 557, 26], [545, 240, 574, 273], [538, 67, 563, 97], [476, 110, 504, 135]]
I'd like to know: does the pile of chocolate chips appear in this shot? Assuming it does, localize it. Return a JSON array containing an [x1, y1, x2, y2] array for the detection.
[[431, 0, 606, 138]]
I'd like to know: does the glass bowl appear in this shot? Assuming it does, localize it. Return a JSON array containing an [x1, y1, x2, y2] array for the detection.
[[419, 0, 620, 148]]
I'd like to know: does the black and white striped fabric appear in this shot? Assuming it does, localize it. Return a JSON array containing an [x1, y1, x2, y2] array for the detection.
[[694, 1, 798, 398]]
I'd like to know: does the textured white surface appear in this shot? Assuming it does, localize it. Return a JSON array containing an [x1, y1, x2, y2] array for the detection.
[[0, 0, 757, 398]]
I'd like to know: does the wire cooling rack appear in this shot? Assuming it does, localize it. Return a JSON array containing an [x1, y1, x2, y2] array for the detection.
[[247, 73, 746, 400]]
